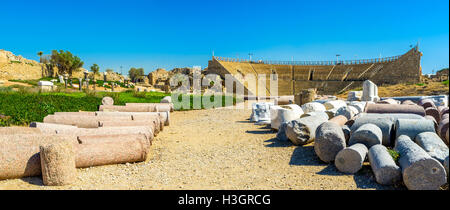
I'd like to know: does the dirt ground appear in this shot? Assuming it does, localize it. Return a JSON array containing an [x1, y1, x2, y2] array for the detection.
[[0, 101, 402, 190]]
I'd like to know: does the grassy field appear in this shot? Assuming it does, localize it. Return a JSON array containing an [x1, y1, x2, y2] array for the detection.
[[0, 87, 239, 126]]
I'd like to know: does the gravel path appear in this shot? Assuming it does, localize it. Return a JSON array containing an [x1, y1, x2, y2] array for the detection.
[[0, 102, 400, 190]]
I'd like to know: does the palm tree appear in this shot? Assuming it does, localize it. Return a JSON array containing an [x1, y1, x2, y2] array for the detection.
[[37, 51, 43, 63]]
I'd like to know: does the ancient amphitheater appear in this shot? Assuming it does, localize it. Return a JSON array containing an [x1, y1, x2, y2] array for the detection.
[[207, 46, 422, 96]]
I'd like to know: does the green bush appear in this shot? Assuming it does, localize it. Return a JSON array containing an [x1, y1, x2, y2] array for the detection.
[[442, 80, 449, 85], [0, 92, 102, 126]]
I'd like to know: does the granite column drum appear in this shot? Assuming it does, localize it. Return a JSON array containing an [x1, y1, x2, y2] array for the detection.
[[364, 104, 425, 116], [335, 143, 368, 174], [414, 132, 449, 164], [394, 135, 447, 190], [314, 121, 347, 163], [285, 115, 328, 145], [349, 123, 383, 148], [40, 141, 77, 186], [394, 118, 436, 140], [368, 144, 402, 185]]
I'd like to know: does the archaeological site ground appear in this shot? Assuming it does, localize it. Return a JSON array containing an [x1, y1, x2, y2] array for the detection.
[[0, 2, 449, 204]]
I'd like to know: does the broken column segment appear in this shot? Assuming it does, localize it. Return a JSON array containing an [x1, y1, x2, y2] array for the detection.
[[414, 132, 449, 165], [40, 141, 77, 186], [125, 103, 174, 112], [75, 135, 150, 168], [0, 127, 41, 135], [335, 105, 359, 120], [335, 143, 368, 174], [394, 118, 436, 140], [395, 135, 447, 190], [351, 115, 392, 146], [271, 104, 303, 130], [364, 104, 425, 116], [285, 115, 328, 145], [361, 80, 379, 102], [424, 107, 441, 123], [437, 118, 449, 143], [368, 144, 402, 185], [314, 120, 347, 163], [301, 102, 326, 114], [349, 123, 383, 148]]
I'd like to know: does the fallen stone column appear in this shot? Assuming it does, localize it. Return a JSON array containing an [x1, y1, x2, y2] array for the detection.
[[364, 104, 425, 116], [443, 113, 449, 121], [424, 115, 438, 131], [335, 106, 359, 120], [301, 102, 326, 114], [349, 103, 366, 113], [77, 134, 150, 145], [335, 143, 368, 174], [350, 116, 394, 146], [270, 105, 303, 130], [439, 107, 449, 118], [43, 115, 101, 128], [349, 123, 382, 148], [285, 115, 328, 145], [394, 118, 436, 140], [328, 115, 348, 126], [314, 121, 347, 163], [0, 127, 41, 135], [75, 136, 150, 168], [40, 141, 77, 186], [355, 113, 425, 120], [425, 107, 441, 123], [54, 112, 96, 116], [30, 122, 79, 134], [102, 96, 114, 105], [418, 98, 436, 109], [368, 144, 402, 185], [99, 105, 151, 112], [53, 126, 154, 142], [394, 135, 447, 190], [414, 132, 449, 165], [99, 120, 160, 136], [0, 135, 78, 180], [125, 103, 174, 112], [44, 115, 134, 128], [96, 111, 170, 126], [323, 100, 347, 110], [0, 134, 78, 146], [437, 118, 449, 143]]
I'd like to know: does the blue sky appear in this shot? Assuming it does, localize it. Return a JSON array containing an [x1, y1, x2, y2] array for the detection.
[[0, 0, 448, 74]]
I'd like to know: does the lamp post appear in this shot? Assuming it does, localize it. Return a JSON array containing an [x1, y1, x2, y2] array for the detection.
[[336, 54, 341, 64]]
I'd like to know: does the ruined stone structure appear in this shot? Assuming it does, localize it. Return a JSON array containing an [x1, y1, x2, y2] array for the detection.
[[207, 46, 422, 96], [0, 49, 124, 82]]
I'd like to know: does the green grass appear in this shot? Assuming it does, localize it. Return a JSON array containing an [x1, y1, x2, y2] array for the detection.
[[0, 89, 238, 126], [415, 83, 425, 86], [388, 149, 400, 162], [442, 80, 449, 85], [10, 61, 22, 64]]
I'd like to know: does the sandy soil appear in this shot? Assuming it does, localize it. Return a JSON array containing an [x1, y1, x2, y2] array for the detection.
[[0, 102, 401, 190]]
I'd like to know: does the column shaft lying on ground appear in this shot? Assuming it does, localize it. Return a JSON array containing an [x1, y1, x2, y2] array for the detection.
[[364, 104, 425, 116], [0, 127, 42, 135], [285, 115, 328, 145], [335, 143, 368, 174], [314, 121, 347, 163], [394, 135, 447, 190], [414, 132, 449, 164], [368, 144, 402, 185]]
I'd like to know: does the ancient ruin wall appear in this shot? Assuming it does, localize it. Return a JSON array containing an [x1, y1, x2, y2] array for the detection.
[[207, 47, 422, 96]]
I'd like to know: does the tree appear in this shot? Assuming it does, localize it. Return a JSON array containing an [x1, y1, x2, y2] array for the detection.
[[37, 51, 43, 63], [90, 64, 100, 79], [128, 67, 144, 82], [50, 50, 84, 77]]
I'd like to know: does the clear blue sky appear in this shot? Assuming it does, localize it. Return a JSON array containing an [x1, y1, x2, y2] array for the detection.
[[0, 0, 448, 75]]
